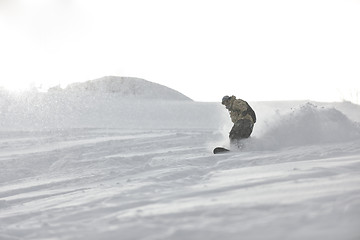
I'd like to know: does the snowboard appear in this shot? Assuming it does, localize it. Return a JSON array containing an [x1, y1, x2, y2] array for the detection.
[[213, 147, 230, 154]]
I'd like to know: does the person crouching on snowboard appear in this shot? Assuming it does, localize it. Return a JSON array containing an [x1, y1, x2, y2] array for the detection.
[[222, 95, 256, 145]]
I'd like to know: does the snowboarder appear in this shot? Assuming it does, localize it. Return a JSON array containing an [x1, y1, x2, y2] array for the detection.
[[222, 95, 256, 146]]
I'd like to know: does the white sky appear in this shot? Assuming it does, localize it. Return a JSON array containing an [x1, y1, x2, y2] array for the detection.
[[0, 0, 359, 102]]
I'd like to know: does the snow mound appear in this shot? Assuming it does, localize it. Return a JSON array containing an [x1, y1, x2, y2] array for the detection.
[[51, 76, 192, 101], [251, 103, 360, 150]]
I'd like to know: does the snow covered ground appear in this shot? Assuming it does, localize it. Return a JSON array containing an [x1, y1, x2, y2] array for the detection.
[[1, 91, 360, 239]]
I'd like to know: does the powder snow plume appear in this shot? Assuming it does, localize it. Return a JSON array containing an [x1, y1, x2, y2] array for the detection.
[[244, 103, 360, 150]]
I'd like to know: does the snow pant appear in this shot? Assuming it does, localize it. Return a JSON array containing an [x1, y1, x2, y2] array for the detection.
[[229, 119, 254, 143]]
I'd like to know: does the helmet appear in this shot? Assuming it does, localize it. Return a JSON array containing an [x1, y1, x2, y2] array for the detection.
[[222, 95, 230, 104]]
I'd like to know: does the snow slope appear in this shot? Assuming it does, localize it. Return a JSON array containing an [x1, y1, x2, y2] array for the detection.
[[0, 88, 360, 239], [50, 76, 192, 101]]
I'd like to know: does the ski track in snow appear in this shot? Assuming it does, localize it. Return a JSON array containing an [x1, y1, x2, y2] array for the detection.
[[0, 127, 360, 240]]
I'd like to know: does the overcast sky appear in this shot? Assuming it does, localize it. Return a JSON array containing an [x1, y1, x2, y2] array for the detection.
[[1, 0, 359, 102]]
